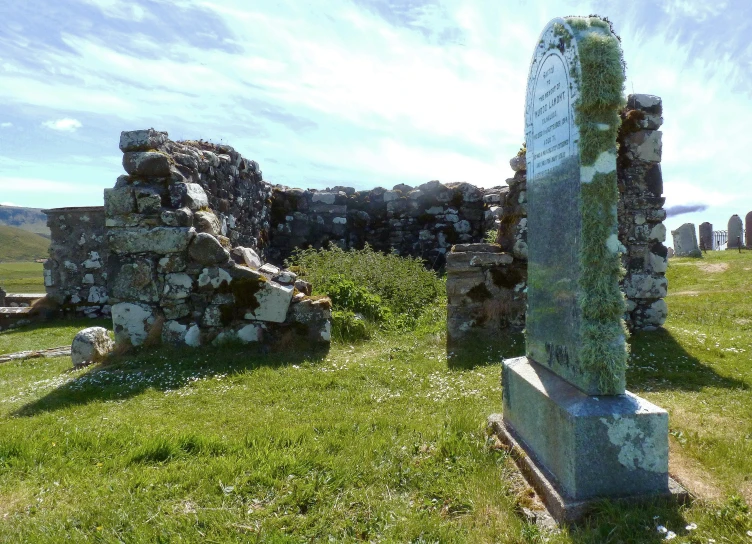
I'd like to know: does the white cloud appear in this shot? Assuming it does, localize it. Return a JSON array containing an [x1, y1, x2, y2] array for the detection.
[[42, 118, 82, 132], [0, 122, 12, 128], [0, 201, 17, 206]]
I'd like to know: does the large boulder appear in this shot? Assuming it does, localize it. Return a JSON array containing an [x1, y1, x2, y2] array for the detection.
[[71, 327, 114, 367]]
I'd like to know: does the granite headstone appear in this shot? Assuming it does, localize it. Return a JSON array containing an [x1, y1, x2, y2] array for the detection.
[[500, 16, 671, 517], [728, 214, 743, 249], [671, 223, 701, 257], [699, 222, 713, 251], [745, 213, 752, 248]]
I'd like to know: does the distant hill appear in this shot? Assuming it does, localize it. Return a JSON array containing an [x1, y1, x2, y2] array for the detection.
[[0, 225, 50, 262], [0, 205, 50, 238]]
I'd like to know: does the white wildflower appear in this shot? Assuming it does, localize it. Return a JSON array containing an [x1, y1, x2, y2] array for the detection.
[[657, 525, 668, 534], [685, 523, 697, 531]]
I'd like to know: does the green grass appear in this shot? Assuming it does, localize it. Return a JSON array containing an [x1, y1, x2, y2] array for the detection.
[[0, 225, 49, 262], [0, 262, 45, 293], [0, 251, 750, 542]]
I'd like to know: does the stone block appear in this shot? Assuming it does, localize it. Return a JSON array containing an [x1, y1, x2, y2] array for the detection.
[[169, 183, 208, 210], [119, 129, 168, 152], [242, 281, 294, 323], [104, 187, 136, 216], [71, 327, 113, 367], [502, 357, 669, 501], [109, 257, 158, 303], [163, 273, 193, 299], [194, 210, 221, 237], [188, 233, 230, 265], [122, 151, 172, 177], [445, 252, 513, 271], [111, 302, 157, 346], [108, 227, 195, 255], [135, 186, 163, 214]]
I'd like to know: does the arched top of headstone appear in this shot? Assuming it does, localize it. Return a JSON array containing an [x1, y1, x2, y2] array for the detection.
[[524, 16, 627, 396]]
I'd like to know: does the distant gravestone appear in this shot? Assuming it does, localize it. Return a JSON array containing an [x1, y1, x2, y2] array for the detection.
[[0, 286, 5, 307], [496, 16, 673, 522], [671, 223, 701, 257], [699, 222, 713, 251], [728, 214, 743, 249], [745, 213, 752, 248]]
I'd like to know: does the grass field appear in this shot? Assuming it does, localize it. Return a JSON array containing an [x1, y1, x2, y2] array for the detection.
[[0, 261, 45, 293], [0, 225, 49, 262], [0, 251, 750, 542]]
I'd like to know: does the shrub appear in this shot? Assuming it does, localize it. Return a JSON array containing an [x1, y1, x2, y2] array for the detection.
[[286, 245, 445, 337]]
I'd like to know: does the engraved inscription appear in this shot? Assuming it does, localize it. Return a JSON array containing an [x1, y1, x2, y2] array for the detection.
[[530, 53, 572, 177]]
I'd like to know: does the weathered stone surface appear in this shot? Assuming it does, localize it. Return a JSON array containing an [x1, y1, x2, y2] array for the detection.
[[699, 222, 713, 251], [163, 273, 193, 299], [135, 186, 162, 214], [71, 327, 113, 367], [110, 258, 158, 303], [231, 246, 261, 269], [445, 252, 513, 271], [111, 302, 157, 346], [194, 210, 221, 237], [237, 323, 263, 343], [671, 223, 701, 257], [727, 214, 743, 249], [243, 281, 293, 323], [161, 320, 188, 344], [197, 267, 233, 290], [452, 243, 502, 253], [119, 129, 167, 152], [108, 227, 195, 254], [104, 187, 136, 216], [502, 357, 669, 500], [188, 233, 230, 265], [170, 183, 208, 210], [122, 151, 171, 177]]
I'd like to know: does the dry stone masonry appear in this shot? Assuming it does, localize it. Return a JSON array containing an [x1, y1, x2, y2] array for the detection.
[[268, 182, 500, 268], [106, 129, 331, 351], [42, 207, 110, 317], [617, 94, 670, 329]]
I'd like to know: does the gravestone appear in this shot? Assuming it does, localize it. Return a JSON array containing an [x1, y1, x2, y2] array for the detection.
[[728, 214, 743, 249], [699, 222, 713, 251], [745, 213, 752, 248], [495, 16, 674, 523], [671, 223, 701, 257]]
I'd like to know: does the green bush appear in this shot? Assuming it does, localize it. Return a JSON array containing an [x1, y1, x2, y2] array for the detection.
[[331, 310, 371, 342], [286, 245, 445, 337]]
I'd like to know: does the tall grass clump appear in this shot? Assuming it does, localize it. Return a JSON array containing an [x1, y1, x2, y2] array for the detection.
[[286, 245, 444, 340]]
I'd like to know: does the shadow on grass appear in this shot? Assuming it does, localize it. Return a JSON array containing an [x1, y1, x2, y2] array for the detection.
[[566, 497, 690, 544], [627, 328, 748, 392], [14, 341, 328, 417], [446, 330, 525, 370]]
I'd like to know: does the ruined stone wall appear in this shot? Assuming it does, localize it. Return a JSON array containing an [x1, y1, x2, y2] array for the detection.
[[448, 93, 668, 343], [616, 94, 668, 330], [268, 182, 502, 268], [105, 129, 330, 351], [42, 207, 110, 317]]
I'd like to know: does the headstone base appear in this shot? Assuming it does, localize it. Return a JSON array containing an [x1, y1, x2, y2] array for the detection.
[[497, 357, 686, 523]]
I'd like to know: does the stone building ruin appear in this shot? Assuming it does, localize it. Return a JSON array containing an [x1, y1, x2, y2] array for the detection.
[[42, 93, 668, 348]]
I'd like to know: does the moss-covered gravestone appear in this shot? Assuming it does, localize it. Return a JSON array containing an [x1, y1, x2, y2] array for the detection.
[[496, 16, 680, 523]]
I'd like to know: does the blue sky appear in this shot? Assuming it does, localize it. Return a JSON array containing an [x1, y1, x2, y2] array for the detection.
[[1, 0, 750, 236]]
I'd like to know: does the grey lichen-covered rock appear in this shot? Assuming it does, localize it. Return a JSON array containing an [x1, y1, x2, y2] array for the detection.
[[243, 281, 294, 323], [231, 246, 262, 269], [194, 210, 221, 237], [71, 326, 113, 367], [122, 151, 172, 177], [170, 183, 208, 210], [163, 273, 193, 299], [111, 302, 157, 346], [108, 227, 195, 254], [189, 233, 230, 265], [134, 186, 163, 214], [671, 223, 701, 257], [119, 128, 168, 152], [109, 257, 158, 303], [104, 187, 136, 215]]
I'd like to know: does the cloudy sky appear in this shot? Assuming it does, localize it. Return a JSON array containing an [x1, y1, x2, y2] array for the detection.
[[1, 0, 750, 236]]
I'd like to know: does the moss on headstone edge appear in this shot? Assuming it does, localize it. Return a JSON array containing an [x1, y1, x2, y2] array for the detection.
[[567, 16, 629, 394]]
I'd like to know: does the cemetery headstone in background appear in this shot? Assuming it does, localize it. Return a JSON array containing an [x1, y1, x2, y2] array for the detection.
[[727, 214, 743, 249], [490, 16, 680, 523], [672, 223, 701, 257], [745, 212, 752, 248], [699, 222, 713, 251]]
